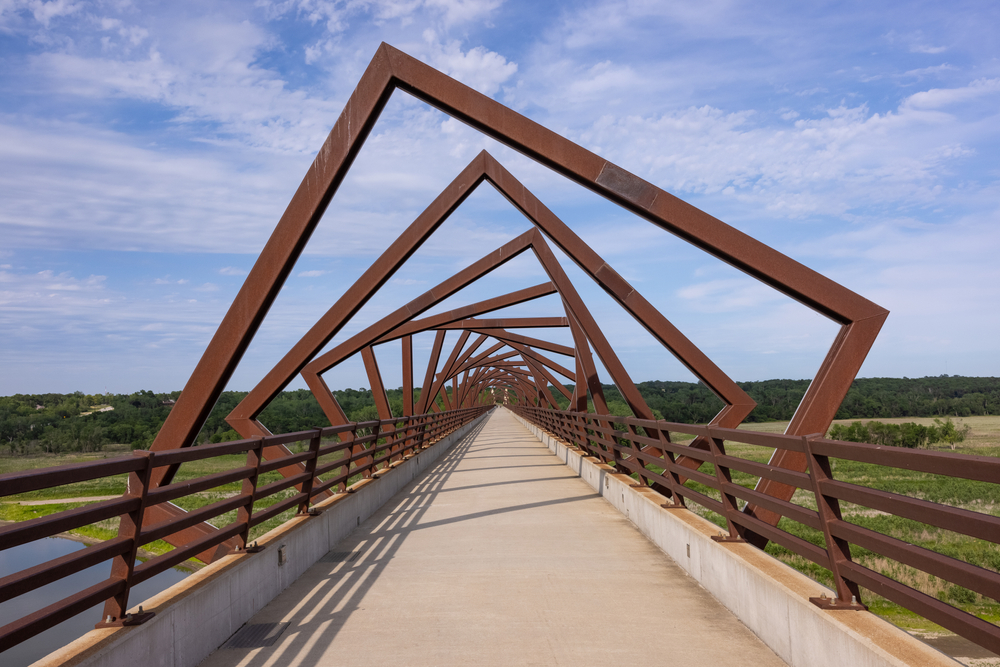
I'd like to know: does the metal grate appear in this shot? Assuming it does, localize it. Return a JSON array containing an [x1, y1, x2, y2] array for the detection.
[[222, 622, 289, 649], [320, 549, 361, 563]]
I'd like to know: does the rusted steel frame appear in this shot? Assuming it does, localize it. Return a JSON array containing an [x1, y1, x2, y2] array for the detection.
[[501, 339, 575, 384], [565, 314, 608, 414], [101, 451, 155, 624], [415, 330, 448, 415], [438, 334, 490, 396], [298, 230, 538, 380], [301, 230, 537, 426], [296, 430, 323, 513], [146, 39, 883, 565], [454, 348, 519, 375], [223, 153, 497, 438], [451, 333, 490, 370], [703, 428, 748, 542], [569, 348, 588, 411], [479, 154, 753, 425], [467, 368, 508, 406], [362, 346, 398, 464], [520, 354, 560, 409], [399, 335, 419, 453], [464, 359, 527, 369], [236, 438, 264, 549], [468, 362, 532, 378], [401, 336, 414, 417], [372, 284, 556, 344], [800, 434, 864, 606], [564, 312, 614, 463], [475, 330, 575, 358], [530, 230, 665, 468], [617, 423, 653, 487], [438, 377, 454, 411], [425, 330, 471, 415], [748, 315, 888, 536], [387, 46, 887, 535], [432, 317, 568, 330], [519, 350, 572, 404], [456, 370, 471, 407], [459, 367, 487, 406], [148, 48, 400, 465]]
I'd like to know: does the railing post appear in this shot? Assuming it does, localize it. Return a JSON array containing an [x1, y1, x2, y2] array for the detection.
[[297, 429, 324, 515], [803, 434, 866, 610], [98, 450, 154, 627], [621, 422, 647, 485], [706, 427, 745, 542], [237, 436, 264, 550]]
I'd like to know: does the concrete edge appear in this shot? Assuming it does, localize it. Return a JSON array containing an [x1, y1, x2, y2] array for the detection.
[[509, 410, 957, 667], [35, 411, 492, 667]]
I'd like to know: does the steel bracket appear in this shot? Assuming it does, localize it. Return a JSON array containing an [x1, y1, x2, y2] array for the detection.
[[95, 608, 155, 629], [809, 594, 868, 611]]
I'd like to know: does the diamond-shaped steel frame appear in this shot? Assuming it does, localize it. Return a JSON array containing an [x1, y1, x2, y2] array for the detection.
[[145, 43, 887, 558]]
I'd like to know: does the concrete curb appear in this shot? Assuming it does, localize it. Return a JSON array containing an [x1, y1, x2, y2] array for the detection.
[[39, 411, 491, 667], [510, 411, 957, 667]]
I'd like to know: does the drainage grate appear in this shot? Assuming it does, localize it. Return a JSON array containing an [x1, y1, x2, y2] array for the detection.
[[320, 549, 361, 563], [222, 622, 289, 649]]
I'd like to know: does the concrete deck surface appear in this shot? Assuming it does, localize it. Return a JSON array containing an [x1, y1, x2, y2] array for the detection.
[[199, 408, 786, 667]]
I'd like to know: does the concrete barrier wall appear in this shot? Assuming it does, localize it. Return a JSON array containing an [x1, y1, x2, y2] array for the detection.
[[43, 412, 490, 667], [510, 411, 956, 667]]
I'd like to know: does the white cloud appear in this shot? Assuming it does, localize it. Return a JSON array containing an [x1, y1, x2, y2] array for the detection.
[[298, 269, 327, 277], [901, 78, 1000, 110], [219, 266, 248, 276], [421, 34, 517, 95]]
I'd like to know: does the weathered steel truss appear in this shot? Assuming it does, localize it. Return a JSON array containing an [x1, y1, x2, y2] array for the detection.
[[142, 43, 886, 558], [21, 42, 989, 658]]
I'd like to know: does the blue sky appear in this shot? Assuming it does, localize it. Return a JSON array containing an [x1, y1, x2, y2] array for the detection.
[[1, 0, 999, 396]]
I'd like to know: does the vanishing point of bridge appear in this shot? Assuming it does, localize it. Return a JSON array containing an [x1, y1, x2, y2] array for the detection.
[[197, 408, 786, 667]]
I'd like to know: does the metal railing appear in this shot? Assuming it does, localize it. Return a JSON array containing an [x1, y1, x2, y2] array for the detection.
[[512, 405, 1000, 654], [0, 405, 490, 653]]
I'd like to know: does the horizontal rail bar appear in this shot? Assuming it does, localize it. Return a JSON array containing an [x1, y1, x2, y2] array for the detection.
[[0, 537, 131, 605], [0, 458, 146, 498], [0, 497, 139, 551]]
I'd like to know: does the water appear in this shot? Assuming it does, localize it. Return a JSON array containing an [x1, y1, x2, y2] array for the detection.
[[0, 537, 192, 667]]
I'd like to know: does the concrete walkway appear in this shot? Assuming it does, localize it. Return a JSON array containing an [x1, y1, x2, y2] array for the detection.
[[199, 408, 786, 667]]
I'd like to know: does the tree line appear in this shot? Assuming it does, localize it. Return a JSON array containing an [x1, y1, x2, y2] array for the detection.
[[2, 375, 997, 455]]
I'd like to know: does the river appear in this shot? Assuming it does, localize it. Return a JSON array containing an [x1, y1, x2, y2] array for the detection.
[[0, 536, 192, 667]]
